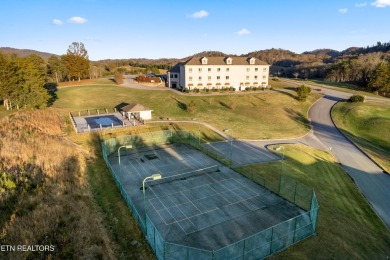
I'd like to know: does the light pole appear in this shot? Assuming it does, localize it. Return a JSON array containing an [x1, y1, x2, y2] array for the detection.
[[274, 145, 285, 194], [118, 145, 133, 174], [143, 174, 162, 233], [192, 118, 200, 145], [223, 129, 234, 168]]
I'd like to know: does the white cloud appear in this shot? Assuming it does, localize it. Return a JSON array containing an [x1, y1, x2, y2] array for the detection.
[[371, 0, 390, 7], [355, 2, 368, 7], [338, 8, 348, 13], [51, 19, 63, 25], [236, 28, 251, 36], [68, 16, 88, 24], [190, 10, 209, 19]]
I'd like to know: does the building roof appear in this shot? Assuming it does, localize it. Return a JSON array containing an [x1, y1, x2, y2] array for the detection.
[[121, 103, 152, 112], [168, 62, 184, 73], [184, 56, 269, 66]]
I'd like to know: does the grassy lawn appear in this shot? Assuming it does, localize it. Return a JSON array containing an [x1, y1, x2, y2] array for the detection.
[[332, 101, 390, 173], [285, 78, 387, 98], [238, 144, 390, 259], [58, 77, 115, 87], [53, 85, 321, 139]]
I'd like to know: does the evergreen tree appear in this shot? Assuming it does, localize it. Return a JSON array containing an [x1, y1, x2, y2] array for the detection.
[[296, 85, 312, 101], [368, 62, 390, 95]]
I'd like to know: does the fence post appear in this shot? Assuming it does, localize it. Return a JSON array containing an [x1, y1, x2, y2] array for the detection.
[[97, 109, 100, 115], [292, 216, 298, 243], [269, 227, 274, 255]]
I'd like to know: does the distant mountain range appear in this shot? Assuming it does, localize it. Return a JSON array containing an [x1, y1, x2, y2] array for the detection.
[[1, 41, 389, 65], [0, 47, 56, 59]]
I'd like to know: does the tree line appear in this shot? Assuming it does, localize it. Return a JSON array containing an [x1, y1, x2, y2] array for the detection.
[[0, 42, 92, 110], [325, 52, 390, 95]]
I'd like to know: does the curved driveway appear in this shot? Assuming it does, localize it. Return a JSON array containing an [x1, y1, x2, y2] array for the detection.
[[285, 79, 390, 228], [202, 80, 390, 228]]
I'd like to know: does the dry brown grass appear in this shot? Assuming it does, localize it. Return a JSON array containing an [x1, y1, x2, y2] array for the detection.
[[0, 109, 117, 259]]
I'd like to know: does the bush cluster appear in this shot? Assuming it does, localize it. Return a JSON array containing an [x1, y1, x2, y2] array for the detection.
[[349, 95, 365, 102], [136, 75, 161, 83]]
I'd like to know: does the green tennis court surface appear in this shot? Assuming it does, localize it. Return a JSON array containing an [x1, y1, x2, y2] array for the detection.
[[108, 143, 310, 251]]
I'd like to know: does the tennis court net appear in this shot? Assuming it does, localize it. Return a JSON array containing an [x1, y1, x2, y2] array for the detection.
[[148, 165, 219, 187]]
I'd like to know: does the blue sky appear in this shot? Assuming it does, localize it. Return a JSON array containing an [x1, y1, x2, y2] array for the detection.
[[1, 0, 389, 60]]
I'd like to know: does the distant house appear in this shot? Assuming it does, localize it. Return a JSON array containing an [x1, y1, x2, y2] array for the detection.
[[167, 56, 270, 91], [121, 103, 152, 120]]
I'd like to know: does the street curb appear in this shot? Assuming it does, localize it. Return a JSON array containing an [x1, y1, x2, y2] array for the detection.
[[329, 101, 388, 175]]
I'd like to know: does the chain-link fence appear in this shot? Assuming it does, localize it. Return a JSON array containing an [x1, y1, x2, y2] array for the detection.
[[102, 130, 319, 259]]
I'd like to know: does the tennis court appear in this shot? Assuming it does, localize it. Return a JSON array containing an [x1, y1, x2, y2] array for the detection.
[[107, 143, 309, 251]]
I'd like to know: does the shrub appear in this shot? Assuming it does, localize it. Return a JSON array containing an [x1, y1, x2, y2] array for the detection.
[[296, 85, 311, 101], [349, 95, 365, 102], [114, 73, 124, 85], [193, 88, 200, 93], [245, 87, 250, 91]]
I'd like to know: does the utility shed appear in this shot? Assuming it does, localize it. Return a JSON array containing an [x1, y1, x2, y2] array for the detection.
[[121, 103, 153, 120]]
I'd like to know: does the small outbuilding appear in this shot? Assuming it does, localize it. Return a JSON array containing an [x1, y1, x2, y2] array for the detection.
[[121, 103, 153, 121]]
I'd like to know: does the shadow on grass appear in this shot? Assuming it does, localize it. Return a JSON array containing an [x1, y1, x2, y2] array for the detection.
[[218, 101, 231, 109], [171, 96, 187, 111], [284, 108, 309, 127], [274, 89, 298, 100]]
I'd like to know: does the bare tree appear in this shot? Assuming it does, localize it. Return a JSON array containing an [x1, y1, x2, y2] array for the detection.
[[67, 42, 89, 59], [293, 72, 299, 79]]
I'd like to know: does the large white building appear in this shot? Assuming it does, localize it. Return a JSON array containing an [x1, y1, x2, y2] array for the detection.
[[168, 56, 270, 91]]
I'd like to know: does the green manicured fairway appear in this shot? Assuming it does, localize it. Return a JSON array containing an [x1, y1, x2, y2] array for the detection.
[[238, 144, 390, 258], [54, 85, 321, 139], [332, 101, 390, 172]]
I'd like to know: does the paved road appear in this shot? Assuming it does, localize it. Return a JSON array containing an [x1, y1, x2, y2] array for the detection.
[[281, 79, 390, 228]]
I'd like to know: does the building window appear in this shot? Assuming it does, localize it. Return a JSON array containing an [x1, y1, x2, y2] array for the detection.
[[217, 76, 220, 80], [198, 68, 202, 72], [189, 68, 192, 73], [246, 76, 249, 80], [226, 68, 230, 72], [208, 68, 211, 72], [170, 74, 173, 78], [189, 77, 193, 81], [174, 74, 178, 78], [254, 75, 258, 80], [217, 68, 221, 72], [208, 76, 211, 81], [199, 76, 202, 80], [246, 68, 250, 72], [263, 75, 267, 79], [226, 76, 229, 80], [255, 68, 258, 72], [263, 68, 267, 72]]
